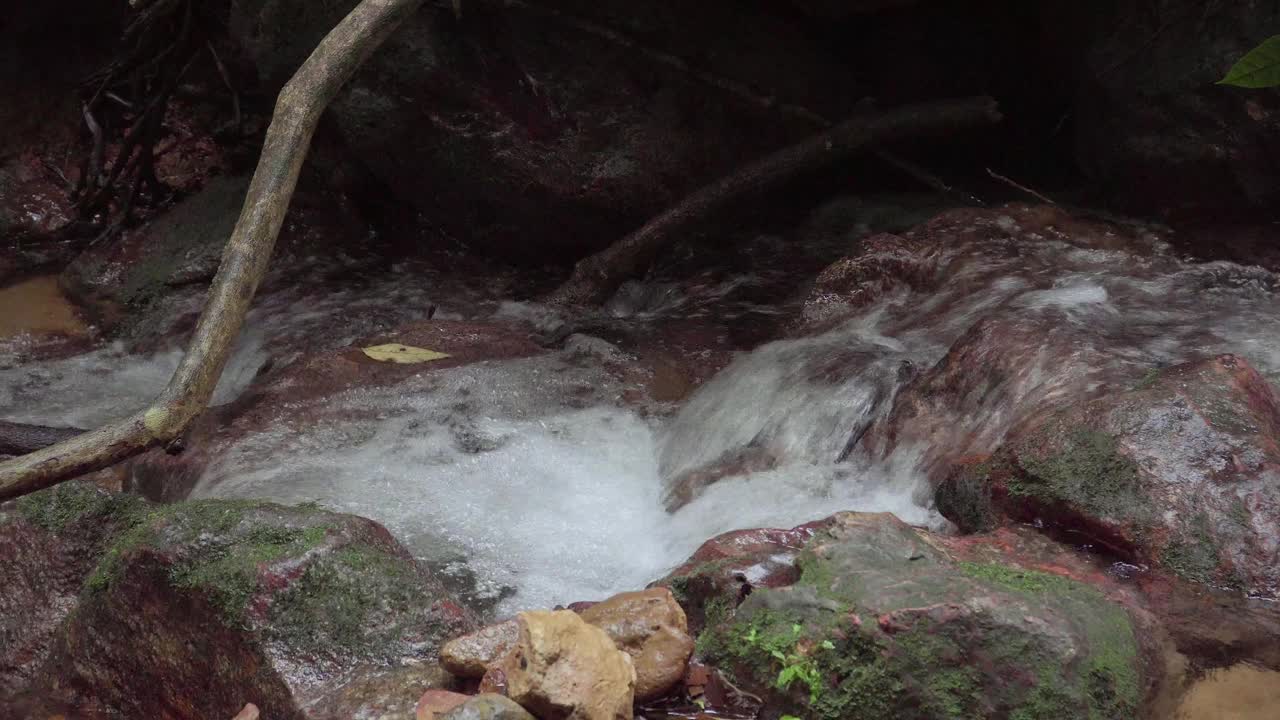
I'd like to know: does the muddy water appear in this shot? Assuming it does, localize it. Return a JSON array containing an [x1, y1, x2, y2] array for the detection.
[[1175, 664, 1280, 720], [0, 275, 85, 339]]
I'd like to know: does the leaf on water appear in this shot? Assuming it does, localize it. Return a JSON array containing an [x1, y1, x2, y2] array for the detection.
[[1219, 35, 1280, 88], [361, 343, 451, 364]]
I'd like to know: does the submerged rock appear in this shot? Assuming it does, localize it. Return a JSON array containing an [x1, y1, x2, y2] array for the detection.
[[685, 512, 1157, 720], [0, 482, 475, 719], [579, 588, 694, 702], [941, 354, 1280, 598], [417, 689, 473, 720], [439, 694, 536, 720], [497, 610, 635, 720]]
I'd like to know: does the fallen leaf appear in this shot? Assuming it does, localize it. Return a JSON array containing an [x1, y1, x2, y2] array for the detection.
[[362, 343, 452, 364]]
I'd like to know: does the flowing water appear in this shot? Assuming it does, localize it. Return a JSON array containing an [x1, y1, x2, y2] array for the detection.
[[6, 212, 1280, 618]]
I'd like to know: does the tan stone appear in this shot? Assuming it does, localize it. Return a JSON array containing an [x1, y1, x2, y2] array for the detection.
[[499, 610, 635, 720], [441, 619, 520, 678], [580, 588, 694, 702]]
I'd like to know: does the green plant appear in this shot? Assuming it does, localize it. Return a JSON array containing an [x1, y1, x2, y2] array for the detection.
[[1220, 35, 1280, 88], [741, 623, 834, 704]]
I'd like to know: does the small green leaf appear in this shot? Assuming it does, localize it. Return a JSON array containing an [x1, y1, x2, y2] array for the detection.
[[791, 623, 803, 634], [771, 649, 787, 661], [820, 639, 836, 650], [1220, 35, 1280, 88], [781, 716, 803, 720]]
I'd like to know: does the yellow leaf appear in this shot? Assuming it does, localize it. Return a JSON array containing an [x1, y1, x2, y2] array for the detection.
[[361, 343, 451, 364]]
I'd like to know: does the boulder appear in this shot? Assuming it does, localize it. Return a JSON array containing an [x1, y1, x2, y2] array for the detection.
[[227, 0, 852, 261], [1072, 1, 1280, 215], [579, 588, 694, 701], [439, 694, 536, 720], [497, 610, 635, 720], [59, 174, 369, 338], [940, 354, 1280, 597], [690, 512, 1159, 720], [441, 619, 520, 679], [0, 482, 476, 719]]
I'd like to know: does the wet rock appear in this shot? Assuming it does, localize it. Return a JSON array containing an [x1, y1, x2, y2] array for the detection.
[[441, 619, 520, 679], [417, 689, 473, 720], [228, 0, 851, 261], [580, 588, 694, 701], [942, 354, 1280, 598], [1073, 2, 1280, 215], [691, 511, 1159, 720], [439, 694, 536, 720], [656, 520, 832, 633], [498, 610, 635, 720], [59, 176, 247, 331], [0, 482, 476, 719]]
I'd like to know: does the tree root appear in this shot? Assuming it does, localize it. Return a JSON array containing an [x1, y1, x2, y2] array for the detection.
[[0, 0, 425, 501], [545, 96, 1002, 306]]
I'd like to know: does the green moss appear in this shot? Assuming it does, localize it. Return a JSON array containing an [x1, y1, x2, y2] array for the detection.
[[81, 497, 332, 626], [959, 561, 1079, 594], [1014, 429, 1149, 522], [171, 525, 328, 624], [961, 562, 1140, 719], [266, 543, 423, 656], [16, 482, 148, 532]]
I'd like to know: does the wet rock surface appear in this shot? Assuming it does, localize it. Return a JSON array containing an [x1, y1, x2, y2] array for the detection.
[[442, 619, 521, 679], [688, 512, 1158, 720], [578, 588, 694, 702], [942, 353, 1280, 598], [0, 482, 475, 719]]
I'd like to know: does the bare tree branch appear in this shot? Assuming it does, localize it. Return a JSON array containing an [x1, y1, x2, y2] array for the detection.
[[0, 0, 426, 501], [546, 96, 1002, 306]]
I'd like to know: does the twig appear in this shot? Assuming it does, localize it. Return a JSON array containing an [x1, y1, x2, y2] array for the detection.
[[986, 167, 1057, 205], [547, 97, 1002, 305], [207, 41, 242, 136], [875, 150, 986, 206]]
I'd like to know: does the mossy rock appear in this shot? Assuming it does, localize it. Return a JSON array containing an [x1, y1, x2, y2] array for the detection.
[[693, 512, 1148, 720], [2, 482, 475, 719], [940, 355, 1280, 597]]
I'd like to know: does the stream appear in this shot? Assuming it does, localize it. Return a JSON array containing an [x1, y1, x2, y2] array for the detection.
[[6, 211, 1280, 620]]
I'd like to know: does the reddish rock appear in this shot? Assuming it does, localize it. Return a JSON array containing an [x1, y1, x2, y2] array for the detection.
[[940, 354, 1280, 597], [655, 519, 833, 633], [418, 689, 473, 720], [1, 482, 476, 719]]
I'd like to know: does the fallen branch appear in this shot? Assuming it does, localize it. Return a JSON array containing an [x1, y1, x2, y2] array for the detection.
[[546, 96, 1002, 306], [0, 0, 425, 501], [0, 421, 86, 457]]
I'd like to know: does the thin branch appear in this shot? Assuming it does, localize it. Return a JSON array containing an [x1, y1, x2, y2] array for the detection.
[[986, 167, 1057, 205], [0, 0, 427, 500]]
